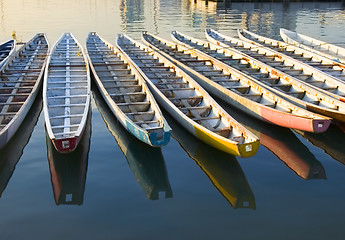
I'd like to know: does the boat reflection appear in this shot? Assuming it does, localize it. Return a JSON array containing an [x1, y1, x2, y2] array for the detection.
[[46, 114, 91, 205], [165, 113, 255, 209], [295, 124, 345, 166], [218, 99, 326, 180], [0, 94, 42, 198], [92, 87, 172, 200]]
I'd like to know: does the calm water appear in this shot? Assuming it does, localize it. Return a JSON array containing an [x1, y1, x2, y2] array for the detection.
[[1, 0, 345, 239]]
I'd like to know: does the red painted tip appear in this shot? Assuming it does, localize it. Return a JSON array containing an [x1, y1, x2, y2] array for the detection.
[[53, 137, 78, 153]]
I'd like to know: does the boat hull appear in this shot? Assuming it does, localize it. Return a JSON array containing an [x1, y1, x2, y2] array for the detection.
[[190, 72, 330, 133], [205, 28, 345, 124], [0, 34, 48, 149], [43, 33, 91, 153], [86, 32, 171, 147], [145, 31, 331, 133], [0, 40, 16, 69], [280, 28, 345, 65], [117, 34, 259, 157]]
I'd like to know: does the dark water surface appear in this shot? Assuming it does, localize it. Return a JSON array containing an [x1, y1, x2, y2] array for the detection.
[[1, 1, 345, 239]]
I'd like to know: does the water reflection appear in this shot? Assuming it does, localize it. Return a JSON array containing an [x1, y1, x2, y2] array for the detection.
[[120, 0, 145, 34], [0, 94, 42, 198], [186, 1, 344, 41], [92, 86, 172, 200], [166, 112, 255, 209], [218, 99, 326, 180], [46, 114, 91, 205], [295, 125, 345, 166]]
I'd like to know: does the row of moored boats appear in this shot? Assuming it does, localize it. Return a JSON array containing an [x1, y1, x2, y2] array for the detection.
[[0, 28, 344, 157]]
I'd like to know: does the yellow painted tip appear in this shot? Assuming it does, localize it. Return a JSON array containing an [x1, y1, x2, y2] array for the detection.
[[12, 30, 16, 40]]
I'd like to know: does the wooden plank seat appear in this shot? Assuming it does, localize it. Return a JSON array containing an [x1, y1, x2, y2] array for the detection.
[[321, 86, 339, 91], [95, 69, 131, 73], [47, 80, 88, 84], [109, 92, 146, 97], [133, 119, 160, 125], [100, 79, 137, 84], [138, 66, 171, 70], [49, 64, 86, 67], [168, 95, 203, 101], [307, 63, 334, 67], [230, 85, 250, 94], [116, 102, 150, 107], [47, 86, 88, 90], [0, 86, 33, 90], [49, 113, 85, 119], [48, 69, 87, 73], [179, 59, 212, 64], [272, 65, 295, 69], [243, 93, 263, 102], [180, 105, 212, 111], [159, 87, 195, 92], [0, 112, 16, 116], [2, 69, 43, 73], [244, 52, 265, 58], [284, 90, 306, 98], [150, 76, 184, 81], [200, 70, 224, 77], [143, 125, 163, 131], [191, 115, 220, 121], [287, 73, 313, 80], [211, 78, 239, 84], [47, 94, 88, 99], [125, 110, 155, 116], [0, 102, 25, 106], [0, 93, 30, 96], [51, 124, 80, 130], [98, 73, 134, 81], [238, 67, 261, 73], [0, 79, 37, 84], [91, 62, 127, 67], [104, 84, 141, 89], [54, 131, 77, 137], [269, 83, 292, 91], [47, 74, 87, 78], [278, 68, 304, 73], [48, 103, 87, 108]]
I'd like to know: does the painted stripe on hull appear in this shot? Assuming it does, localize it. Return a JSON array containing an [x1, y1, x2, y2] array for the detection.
[[194, 126, 259, 157], [260, 106, 331, 133], [125, 120, 171, 147]]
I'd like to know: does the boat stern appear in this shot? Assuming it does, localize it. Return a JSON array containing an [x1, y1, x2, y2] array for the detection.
[[312, 119, 331, 133], [237, 140, 260, 158], [53, 137, 78, 153], [149, 131, 171, 147]]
